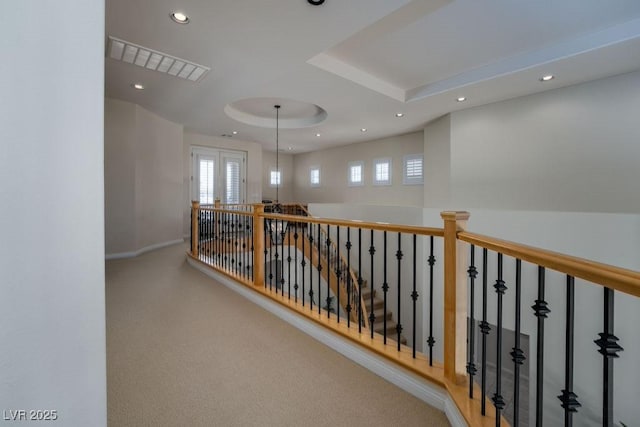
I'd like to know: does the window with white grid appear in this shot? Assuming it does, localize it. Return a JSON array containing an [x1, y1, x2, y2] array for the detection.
[[348, 161, 364, 186], [310, 166, 320, 187], [270, 168, 281, 186], [403, 154, 423, 185], [373, 158, 392, 185]]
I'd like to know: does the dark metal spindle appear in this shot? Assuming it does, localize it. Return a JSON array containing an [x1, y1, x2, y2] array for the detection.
[[336, 227, 340, 323], [287, 219, 292, 298], [511, 259, 525, 426], [492, 253, 507, 426], [346, 228, 352, 328], [326, 225, 331, 319], [595, 287, 623, 427], [281, 218, 286, 296], [383, 231, 389, 345], [396, 232, 403, 351], [411, 234, 418, 358], [479, 248, 490, 416], [263, 218, 268, 289], [317, 223, 322, 315], [301, 223, 306, 307], [467, 245, 478, 398], [558, 275, 581, 426], [309, 226, 314, 309], [532, 266, 549, 426], [358, 228, 363, 333], [427, 236, 435, 365], [294, 222, 299, 303], [370, 230, 376, 339]]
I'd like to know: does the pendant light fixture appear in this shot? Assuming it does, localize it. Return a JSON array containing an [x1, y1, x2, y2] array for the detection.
[[275, 104, 281, 206]]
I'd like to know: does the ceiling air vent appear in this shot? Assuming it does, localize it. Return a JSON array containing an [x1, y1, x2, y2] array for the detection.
[[107, 36, 210, 82]]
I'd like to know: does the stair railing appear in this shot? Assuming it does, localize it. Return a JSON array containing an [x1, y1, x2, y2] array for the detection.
[[189, 203, 640, 427]]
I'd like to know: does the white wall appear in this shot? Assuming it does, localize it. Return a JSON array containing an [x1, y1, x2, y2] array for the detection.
[[105, 99, 136, 253], [446, 70, 640, 213], [0, 1, 106, 425], [262, 150, 294, 202], [104, 99, 184, 255], [293, 132, 424, 206], [134, 106, 183, 249], [182, 133, 262, 236], [424, 115, 451, 208]]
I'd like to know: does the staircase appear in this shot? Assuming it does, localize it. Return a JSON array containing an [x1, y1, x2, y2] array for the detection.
[[360, 280, 408, 345], [279, 205, 407, 345]]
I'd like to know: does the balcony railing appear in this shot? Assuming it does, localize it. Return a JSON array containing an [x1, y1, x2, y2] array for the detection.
[[188, 201, 640, 427]]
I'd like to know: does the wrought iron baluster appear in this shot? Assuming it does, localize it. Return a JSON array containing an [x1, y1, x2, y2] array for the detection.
[[531, 266, 551, 427], [370, 230, 376, 339], [263, 218, 268, 289], [246, 217, 255, 282], [198, 208, 202, 260], [411, 234, 418, 358], [317, 223, 322, 315], [511, 259, 525, 426], [224, 213, 229, 271], [396, 232, 403, 351], [383, 231, 388, 345], [281, 218, 285, 296], [479, 248, 490, 416], [301, 223, 306, 307], [595, 287, 623, 427], [336, 227, 340, 323], [294, 222, 299, 303], [287, 220, 292, 298], [492, 253, 507, 426], [346, 228, 352, 328], [232, 215, 237, 273], [558, 275, 580, 427], [358, 228, 363, 333], [309, 226, 314, 310], [428, 235, 435, 365], [326, 225, 331, 319], [467, 245, 478, 398]]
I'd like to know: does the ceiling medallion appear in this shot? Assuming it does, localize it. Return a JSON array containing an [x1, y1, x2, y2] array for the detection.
[[224, 97, 327, 129]]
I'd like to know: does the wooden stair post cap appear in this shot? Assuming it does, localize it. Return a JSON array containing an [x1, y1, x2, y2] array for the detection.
[[440, 211, 470, 221]]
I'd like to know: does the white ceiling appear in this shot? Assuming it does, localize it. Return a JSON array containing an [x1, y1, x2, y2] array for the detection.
[[105, 0, 640, 152]]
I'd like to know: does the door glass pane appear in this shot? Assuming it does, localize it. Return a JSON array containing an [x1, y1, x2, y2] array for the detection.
[[226, 160, 240, 204], [199, 158, 215, 204]]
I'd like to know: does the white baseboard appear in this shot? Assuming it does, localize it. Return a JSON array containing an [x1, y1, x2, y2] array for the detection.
[[187, 257, 468, 427], [106, 239, 184, 260]]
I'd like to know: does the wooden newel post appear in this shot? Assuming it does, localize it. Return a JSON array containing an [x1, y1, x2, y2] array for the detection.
[[253, 204, 265, 288], [191, 201, 200, 257], [441, 211, 470, 384]]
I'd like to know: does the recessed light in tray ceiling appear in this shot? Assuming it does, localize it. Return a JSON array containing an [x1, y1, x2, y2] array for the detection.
[[107, 36, 210, 83]]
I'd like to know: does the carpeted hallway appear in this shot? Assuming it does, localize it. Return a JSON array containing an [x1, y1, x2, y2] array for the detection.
[[106, 243, 450, 426]]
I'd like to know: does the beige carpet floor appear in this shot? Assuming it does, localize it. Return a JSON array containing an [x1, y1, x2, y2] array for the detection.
[[106, 243, 450, 427]]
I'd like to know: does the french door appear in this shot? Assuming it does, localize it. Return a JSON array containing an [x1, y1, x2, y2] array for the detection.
[[191, 147, 246, 205]]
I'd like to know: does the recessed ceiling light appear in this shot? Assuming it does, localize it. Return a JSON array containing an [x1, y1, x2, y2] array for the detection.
[[131, 83, 144, 90], [395, 113, 404, 118], [232, 131, 238, 135], [316, 133, 321, 137], [361, 128, 367, 132], [170, 12, 189, 24], [540, 74, 554, 82], [456, 96, 466, 102]]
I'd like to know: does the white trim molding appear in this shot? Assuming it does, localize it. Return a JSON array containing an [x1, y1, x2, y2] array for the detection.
[[106, 239, 184, 260]]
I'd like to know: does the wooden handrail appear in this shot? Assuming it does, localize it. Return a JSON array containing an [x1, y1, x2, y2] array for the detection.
[[199, 206, 254, 216], [458, 231, 640, 298], [261, 212, 444, 237]]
